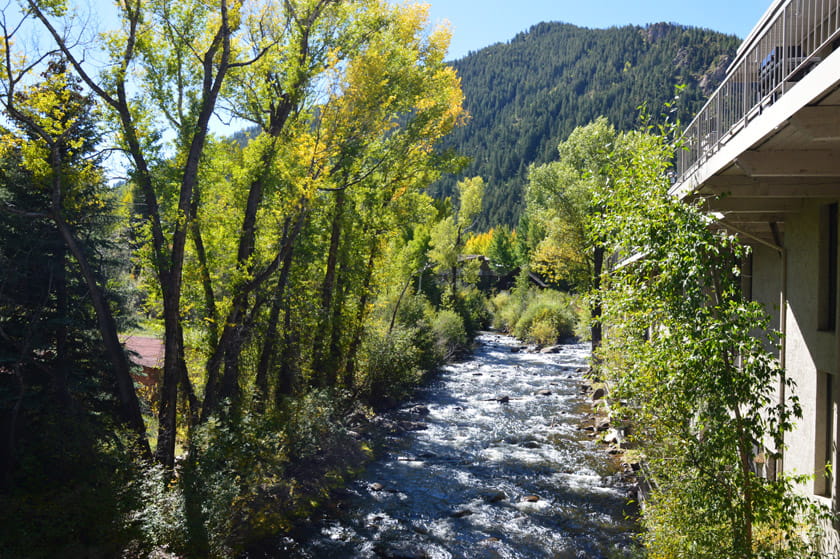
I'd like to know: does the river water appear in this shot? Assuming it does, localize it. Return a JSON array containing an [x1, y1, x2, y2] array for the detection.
[[280, 332, 638, 558]]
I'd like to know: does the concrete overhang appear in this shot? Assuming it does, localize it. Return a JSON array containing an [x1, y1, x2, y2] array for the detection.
[[671, 44, 840, 246]]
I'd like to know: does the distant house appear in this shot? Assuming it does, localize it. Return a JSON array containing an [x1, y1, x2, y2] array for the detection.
[[495, 267, 548, 292], [122, 335, 164, 388], [458, 255, 548, 292]]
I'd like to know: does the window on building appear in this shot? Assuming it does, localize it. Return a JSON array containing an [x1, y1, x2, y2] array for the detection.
[[815, 371, 836, 497], [741, 252, 753, 302], [818, 203, 838, 331]]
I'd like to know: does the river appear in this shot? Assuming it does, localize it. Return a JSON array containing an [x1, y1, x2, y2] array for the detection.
[[275, 332, 639, 558]]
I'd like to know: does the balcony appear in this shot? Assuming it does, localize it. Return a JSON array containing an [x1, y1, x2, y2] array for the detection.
[[672, 0, 840, 245]]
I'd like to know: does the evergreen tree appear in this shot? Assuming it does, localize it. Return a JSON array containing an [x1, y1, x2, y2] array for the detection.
[[432, 21, 739, 229]]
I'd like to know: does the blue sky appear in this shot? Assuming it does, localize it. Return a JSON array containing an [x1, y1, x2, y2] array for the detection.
[[425, 0, 774, 59]]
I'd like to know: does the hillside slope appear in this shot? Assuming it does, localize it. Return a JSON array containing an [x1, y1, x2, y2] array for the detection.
[[434, 21, 740, 228]]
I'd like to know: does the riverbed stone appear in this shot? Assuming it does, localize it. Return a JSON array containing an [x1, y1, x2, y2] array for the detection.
[[522, 495, 540, 502], [594, 417, 610, 432], [496, 395, 510, 403], [535, 389, 552, 396], [450, 508, 473, 518], [540, 345, 561, 354], [373, 543, 429, 559], [370, 482, 385, 491], [480, 489, 508, 503], [602, 428, 621, 443], [591, 387, 606, 401]]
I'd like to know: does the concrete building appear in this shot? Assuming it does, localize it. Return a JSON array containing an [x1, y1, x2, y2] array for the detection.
[[673, 0, 840, 520]]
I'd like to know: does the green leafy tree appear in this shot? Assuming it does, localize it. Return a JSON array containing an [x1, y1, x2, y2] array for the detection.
[[595, 126, 829, 558], [429, 176, 484, 301], [524, 117, 625, 348]]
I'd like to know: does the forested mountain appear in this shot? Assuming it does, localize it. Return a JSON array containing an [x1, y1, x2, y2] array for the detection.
[[433, 21, 740, 228]]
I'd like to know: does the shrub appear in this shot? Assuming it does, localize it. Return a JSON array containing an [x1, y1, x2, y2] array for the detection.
[[174, 392, 367, 557], [432, 308, 467, 360], [357, 326, 423, 406], [512, 290, 577, 344], [454, 285, 492, 338]]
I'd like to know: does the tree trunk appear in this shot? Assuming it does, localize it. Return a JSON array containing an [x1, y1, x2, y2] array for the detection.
[[733, 404, 755, 557], [388, 276, 414, 334], [313, 189, 346, 385], [277, 304, 298, 403], [591, 244, 604, 354], [48, 148, 150, 457], [190, 203, 218, 349], [53, 243, 71, 406], [344, 243, 379, 388], [327, 258, 348, 382]]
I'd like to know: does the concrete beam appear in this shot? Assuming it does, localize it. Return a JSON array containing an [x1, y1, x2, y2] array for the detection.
[[790, 106, 840, 141], [711, 222, 778, 245], [700, 176, 840, 198], [718, 221, 785, 234], [703, 197, 804, 213], [736, 150, 840, 177], [723, 212, 790, 224]]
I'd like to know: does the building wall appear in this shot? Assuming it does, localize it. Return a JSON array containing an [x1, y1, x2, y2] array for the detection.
[[751, 199, 840, 500]]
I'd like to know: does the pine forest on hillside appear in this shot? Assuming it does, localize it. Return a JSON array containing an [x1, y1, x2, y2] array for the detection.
[[433, 21, 740, 228]]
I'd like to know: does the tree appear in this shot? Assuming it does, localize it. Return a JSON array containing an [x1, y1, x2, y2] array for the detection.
[[594, 126, 828, 557], [429, 176, 484, 301], [524, 117, 624, 349], [0, 50, 149, 454]]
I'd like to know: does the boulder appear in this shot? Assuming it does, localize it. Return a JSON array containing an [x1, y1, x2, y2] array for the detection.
[[522, 495, 540, 502], [540, 345, 561, 354], [602, 428, 622, 444], [591, 387, 606, 401], [399, 421, 428, 432], [535, 389, 552, 396], [496, 395, 510, 404], [373, 544, 429, 559], [450, 508, 473, 518], [479, 489, 508, 503], [408, 405, 430, 416], [594, 416, 611, 432]]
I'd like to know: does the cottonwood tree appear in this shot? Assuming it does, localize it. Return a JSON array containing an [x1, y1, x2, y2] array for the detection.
[[429, 175, 484, 302], [524, 117, 627, 349]]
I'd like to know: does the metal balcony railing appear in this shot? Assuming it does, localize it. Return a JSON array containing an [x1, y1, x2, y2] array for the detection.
[[676, 0, 840, 182]]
